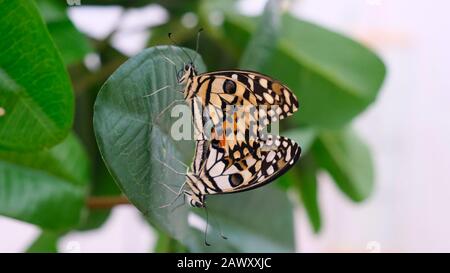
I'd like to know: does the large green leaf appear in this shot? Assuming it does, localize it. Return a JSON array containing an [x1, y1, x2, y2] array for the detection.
[[36, 0, 92, 65], [201, 185, 295, 252], [154, 185, 294, 253], [0, 0, 74, 151], [200, 1, 386, 128], [94, 46, 199, 249], [94, 46, 295, 252], [313, 128, 374, 202], [0, 133, 90, 230]]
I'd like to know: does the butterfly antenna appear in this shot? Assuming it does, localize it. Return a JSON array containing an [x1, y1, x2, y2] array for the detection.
[[204, 206, 211, 246], [193, 28, 204, 63], [168, 32, 193, 63]]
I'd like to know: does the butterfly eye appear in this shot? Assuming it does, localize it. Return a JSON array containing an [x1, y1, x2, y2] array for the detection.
[[223, 79, 236, 94], [184, 64, 190, 71]]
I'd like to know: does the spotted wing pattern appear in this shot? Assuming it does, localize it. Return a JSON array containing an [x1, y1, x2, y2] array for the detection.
[[188, 135, 301, 196], [186, 70, 299, 160]]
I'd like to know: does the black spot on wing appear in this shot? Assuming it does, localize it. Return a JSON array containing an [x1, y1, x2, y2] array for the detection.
[[223, 79, 236, 94], [229, 173, 244, 187]]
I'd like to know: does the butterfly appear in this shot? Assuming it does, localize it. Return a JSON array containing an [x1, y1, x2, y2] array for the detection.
[[178, 64, 299, 161], [182, 134, 301, 207]]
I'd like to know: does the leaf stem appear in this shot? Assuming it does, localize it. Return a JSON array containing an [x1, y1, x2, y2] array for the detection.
[[86, 196, 130, 209]]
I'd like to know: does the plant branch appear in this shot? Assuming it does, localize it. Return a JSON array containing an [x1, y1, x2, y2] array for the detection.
[[86, 195, 130, 209]]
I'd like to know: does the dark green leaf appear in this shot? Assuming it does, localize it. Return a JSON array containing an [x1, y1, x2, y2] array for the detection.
[[313, 128, 374, 202], [0, 0, 74, 151], [26, 230, 60, 253], [94, 46, 204, 250], [0, 133, 90, 230], [154, 228, 188, 253], [199, 185, 295, 252], [94, 46, 295, 252], [201, 1, 386, 128]]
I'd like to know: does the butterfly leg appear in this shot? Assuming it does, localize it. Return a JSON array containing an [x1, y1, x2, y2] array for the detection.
[[153, 157, 186, 176], [164, 152, 189, 169], [158, 181, 187, 209], [152, 99, 185, 124], [204, 206, 211, 246], [210, 215, 228, 240], [159, 192, 184, 209], [170, 194, 186, 213], [143, 85, 172, 98]]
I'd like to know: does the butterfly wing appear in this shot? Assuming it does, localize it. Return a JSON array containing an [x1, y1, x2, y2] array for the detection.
[[197, 135, 301, 195], [190, 70, 299, 159], [197, 69, 299, 124]]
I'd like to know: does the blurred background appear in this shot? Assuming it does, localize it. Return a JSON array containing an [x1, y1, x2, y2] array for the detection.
[[1, 0, 450, 252]]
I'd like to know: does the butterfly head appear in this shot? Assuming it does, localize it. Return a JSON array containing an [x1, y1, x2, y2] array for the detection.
[[184, 173, 205, 208], [184, 190, 205, 208], [177, 62, 197, 84]]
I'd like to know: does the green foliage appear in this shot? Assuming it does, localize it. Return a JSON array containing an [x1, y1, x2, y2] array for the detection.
[[296, 155, 321, 233], [0, 0, 385, 252], [36, 0, 92, 65], [26, 230, 61, 253], [200, 0, 386, 128], [313, 128, 374, 202], [0, 0, 74, 151], [0, 133, 89, 229]]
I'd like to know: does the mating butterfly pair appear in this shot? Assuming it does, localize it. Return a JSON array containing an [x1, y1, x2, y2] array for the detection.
[[169, 59, 302, 208]]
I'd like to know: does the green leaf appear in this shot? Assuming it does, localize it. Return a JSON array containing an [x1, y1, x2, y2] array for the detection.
[[239, 0, 281, 70], [284, 127, 316, 154], [94, 46, 204, 250], [296, 155, 321, 233], [313, 128, 374, 202], [26, 230, 60, 253], [0, 0, 74, 151], [201, 1, 386, 128], [0, 133, 90, 230], [154, 228, 188, 253], [36, 0, 93, 65], [266, 17, 386, 128], [94, 46, 295, 252], [199, 185, 295, 252]]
